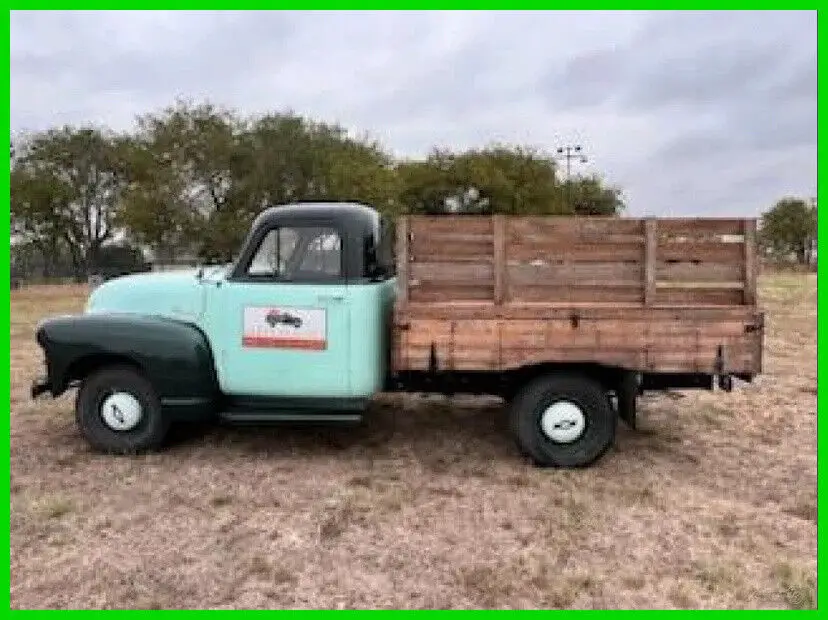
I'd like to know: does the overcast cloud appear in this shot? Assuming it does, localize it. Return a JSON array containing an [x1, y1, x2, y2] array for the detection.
[[10, 10, 817, 216]]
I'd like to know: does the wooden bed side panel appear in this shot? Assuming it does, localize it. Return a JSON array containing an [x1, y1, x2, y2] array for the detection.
[[393, 315, 762, 375], [392, 215, 762, 375], [396, 214, 757, 308]]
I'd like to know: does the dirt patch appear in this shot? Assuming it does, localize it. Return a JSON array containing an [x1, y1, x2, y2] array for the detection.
[[10, 275, 817, 609]]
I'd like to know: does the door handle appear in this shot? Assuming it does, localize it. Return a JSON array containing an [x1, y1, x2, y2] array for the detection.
[[317, 294, 345, 303]]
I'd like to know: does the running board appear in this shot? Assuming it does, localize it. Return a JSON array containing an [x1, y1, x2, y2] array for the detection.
[[218, 411, 363, 425]]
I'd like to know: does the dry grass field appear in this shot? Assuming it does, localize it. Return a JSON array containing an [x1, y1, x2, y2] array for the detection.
[[10, 274, 817, 609]]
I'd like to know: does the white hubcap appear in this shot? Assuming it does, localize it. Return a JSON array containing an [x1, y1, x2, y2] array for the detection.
[[540, 401, 586, 443], [101, 392, 143, 431]]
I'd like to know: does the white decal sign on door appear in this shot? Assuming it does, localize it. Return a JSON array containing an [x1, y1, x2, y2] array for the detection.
[[242, 306, 327, 350]]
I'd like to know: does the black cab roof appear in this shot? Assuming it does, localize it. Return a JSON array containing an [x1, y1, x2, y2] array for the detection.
[[229, 201, 390, 283], [250, 201, 380, 232]]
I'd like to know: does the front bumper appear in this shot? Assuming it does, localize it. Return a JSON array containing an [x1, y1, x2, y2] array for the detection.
[[31, 376, 51, 398]]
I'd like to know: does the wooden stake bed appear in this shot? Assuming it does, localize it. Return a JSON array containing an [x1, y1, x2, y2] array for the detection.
[[393, 215, 763, 376]]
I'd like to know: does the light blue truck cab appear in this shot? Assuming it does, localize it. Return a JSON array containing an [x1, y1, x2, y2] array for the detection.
[[32, 202, 398, 453]]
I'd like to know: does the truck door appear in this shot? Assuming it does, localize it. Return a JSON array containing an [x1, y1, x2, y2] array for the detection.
[[209, 222, 351, 398]]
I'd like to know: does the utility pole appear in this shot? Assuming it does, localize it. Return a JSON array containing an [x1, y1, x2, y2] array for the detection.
[[555, 145, 588, 212]]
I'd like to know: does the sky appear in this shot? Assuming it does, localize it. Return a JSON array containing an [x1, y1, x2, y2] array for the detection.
[[10, 10, 818, 217]]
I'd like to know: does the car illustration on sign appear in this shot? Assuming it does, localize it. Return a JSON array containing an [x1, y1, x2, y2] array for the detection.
[[265, 309, 303, 329]]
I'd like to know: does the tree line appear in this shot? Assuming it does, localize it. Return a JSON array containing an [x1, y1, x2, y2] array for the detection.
[[10, 100, 624, 280], [11, 99, 815, 282]]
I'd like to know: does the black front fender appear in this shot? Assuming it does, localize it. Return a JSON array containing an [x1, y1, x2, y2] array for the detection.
[[34, 314, 220, 412]]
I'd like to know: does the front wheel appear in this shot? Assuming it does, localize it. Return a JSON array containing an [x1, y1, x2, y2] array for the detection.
[[510, 374, 616, 468], [75, 365, 170, 454]]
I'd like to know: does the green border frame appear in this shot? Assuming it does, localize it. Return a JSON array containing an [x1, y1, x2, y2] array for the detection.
[[3, 6, 10, 614], [3, 7, 824, 613], [2, 3, 825, 9]]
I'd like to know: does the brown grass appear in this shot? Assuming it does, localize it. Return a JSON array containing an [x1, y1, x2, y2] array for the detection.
[[10, 276, 817, 609]]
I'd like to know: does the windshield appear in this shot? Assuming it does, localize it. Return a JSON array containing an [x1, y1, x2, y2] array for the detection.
[[246, 225, 342, 280]]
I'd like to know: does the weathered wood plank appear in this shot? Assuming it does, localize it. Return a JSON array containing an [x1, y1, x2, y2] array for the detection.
[[658, 241, 744, 263], [655, 281, 744, 290], [408, 253, 493, 264], [409, 284, 495, 303], [510, 285, 645, 304], [509, 242, 644, 263], [404, 346, 644, 370], [500, 348, 646, 369], [411, 278, 495, 290], [657, 261, 744, 282], [395, 301, 758, 321], [646, 345, 755, 372], [657, 218, 746, 236], [511, 232, 645, 245], [410, 236, 493, 260], [404, 347, 498, 370], [405, 340, 756, 362], [410, 216, 493, 235], [655, 287, 744, 306], [507, 261, 642, 287], [410, 262, 494, 282], [406, 319, 752, 350], [510, 217, 644, 237], [589, 319, 749, 338], [412, 232, 495, 244]]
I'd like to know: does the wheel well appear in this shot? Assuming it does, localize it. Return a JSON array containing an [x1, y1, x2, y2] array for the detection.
[[505, 362, 627, 397], [63, 354, 145, 392]]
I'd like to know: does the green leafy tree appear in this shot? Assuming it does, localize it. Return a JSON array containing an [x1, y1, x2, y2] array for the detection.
[[237, 113, 398, 209], [121, 102, 399, 262], [396, 145, 623, 216], [760, 197, 817, 264], [11, 127, 129, 277], [565, 175, 625, 216], [10, 166, 72, 278], [120, 100, 246, 263], [395, 151, 457, 215]]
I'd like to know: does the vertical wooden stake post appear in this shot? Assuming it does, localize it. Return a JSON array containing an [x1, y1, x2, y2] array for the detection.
[[743, 219, 757, 306], [493, 214, 507, 305], [397, 215, 410, 305], [644, 218, 657, 306]]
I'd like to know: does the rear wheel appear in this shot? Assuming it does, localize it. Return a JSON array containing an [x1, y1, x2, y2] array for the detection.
[[510, 374, 616, 468], [75, 365, 170, 453]]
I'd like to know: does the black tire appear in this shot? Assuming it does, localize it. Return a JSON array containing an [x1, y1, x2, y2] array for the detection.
[[509, 374, 616, 468], [75, 365, 170, 454], [616, 372, 638, 430], [506, 393, 532, 458]]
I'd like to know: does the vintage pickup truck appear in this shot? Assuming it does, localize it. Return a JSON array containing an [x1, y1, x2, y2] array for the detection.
[[32, 201, 764, 467]]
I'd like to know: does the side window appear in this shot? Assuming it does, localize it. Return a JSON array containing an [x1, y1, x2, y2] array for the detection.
[[247, 228, 298, 277], [298, 230, 342, 276], [245, 225, 342, 281]]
